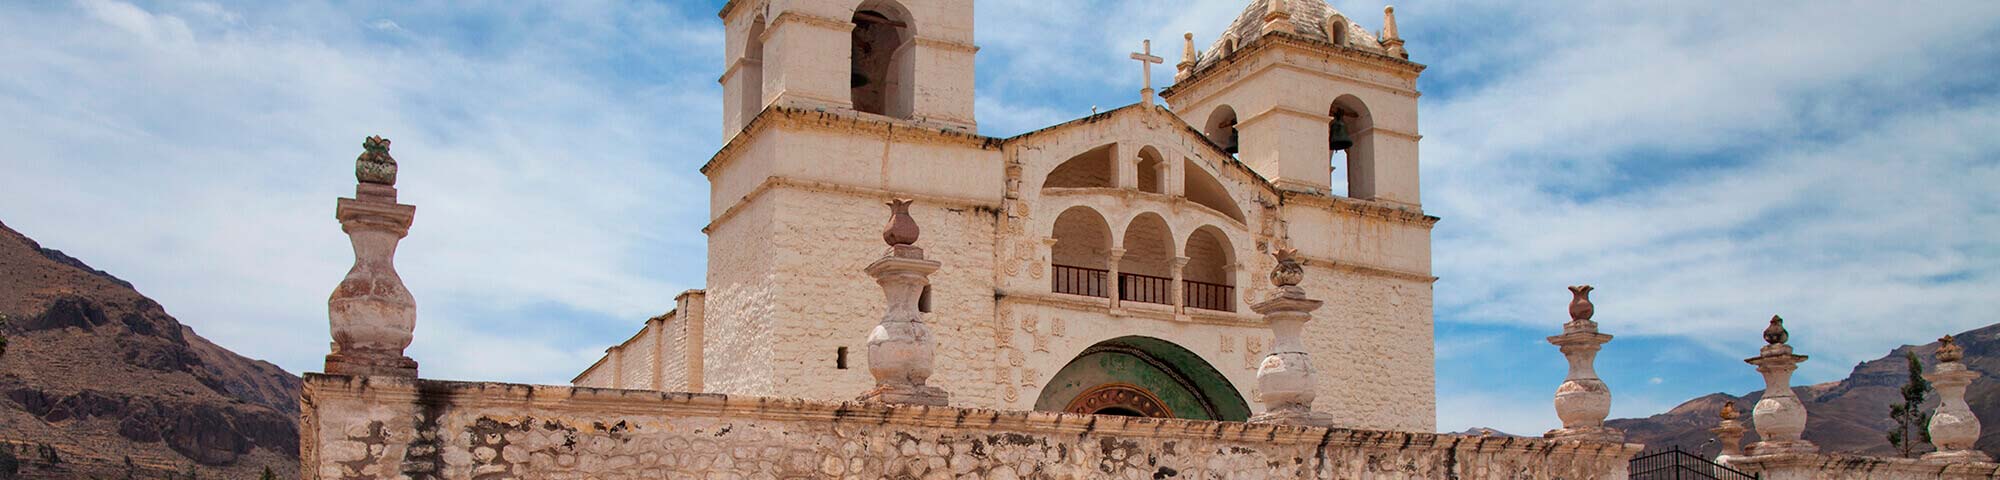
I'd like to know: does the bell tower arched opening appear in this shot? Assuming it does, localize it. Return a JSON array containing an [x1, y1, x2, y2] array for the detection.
[[851, 0, 915, 119], [1035, 336, 1249, 421], [1330, 94, 1374, 199]]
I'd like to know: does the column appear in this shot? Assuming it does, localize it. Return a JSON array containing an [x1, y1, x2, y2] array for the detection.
[[1925, 335, 1990, 462], [1247, 248, 1332, 426], [1170, 256, 1189, 314], [1547, 285, 1622, 442], [1745, 316, 1817, 455], [858, 199, 949, 406], [1106, 248, 1127, 311], [325, 136, 419, 378], [1713, 401, 1747, 464]]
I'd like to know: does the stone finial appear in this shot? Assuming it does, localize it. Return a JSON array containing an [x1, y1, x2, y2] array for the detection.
[[859, 201, 948, 406], [1568, 285, 1595, 323], [883, 199, 919, 247], [356, 135, 398, 186], [1382, 6, 1400, 40], [1713, 400, 1748, 460], [1925, 333, 1989, 462], [1381, 5, 1408, 59], [1548, 285, 1619, 443], [1269, 247, 1303, 288], [1247, 242, 1329, 426], [326, 136, 419, 378], [1744, 315, 1815, 455], [1751, 316, 1802, 351]]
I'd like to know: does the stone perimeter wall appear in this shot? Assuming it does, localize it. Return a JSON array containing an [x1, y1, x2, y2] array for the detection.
[[1728, 452, 2000, 480], [302, 375, 1637, 480]]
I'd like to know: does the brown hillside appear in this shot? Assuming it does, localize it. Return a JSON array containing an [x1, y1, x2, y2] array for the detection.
[[1609, 323, 2000, 459], [0, 220, 301, 479]]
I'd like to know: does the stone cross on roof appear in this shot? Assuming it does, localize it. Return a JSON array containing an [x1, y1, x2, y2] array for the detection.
[[1130, 39, 1164, 106]]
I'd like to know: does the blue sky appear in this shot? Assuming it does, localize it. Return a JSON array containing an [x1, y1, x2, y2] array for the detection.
[[2, 0, 1997, 435]]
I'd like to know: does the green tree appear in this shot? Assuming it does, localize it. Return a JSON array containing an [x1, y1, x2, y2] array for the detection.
[[261, 466, 277, 480], [1887, 350, 1933, 457]]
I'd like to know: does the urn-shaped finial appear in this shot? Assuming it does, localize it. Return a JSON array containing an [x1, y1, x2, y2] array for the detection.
[[1763, 315, 1788, 345], [1269, 247, 1303, 287], [1939, 335, 1963, 363], [1567, 285, 1595, 322], [1720, 400, 1739, 421], [356, 136, 397, 185], [883, 199, 919, 246]]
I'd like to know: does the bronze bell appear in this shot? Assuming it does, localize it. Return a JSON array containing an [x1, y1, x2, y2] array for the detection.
[[1329, 118, 1354, 151]]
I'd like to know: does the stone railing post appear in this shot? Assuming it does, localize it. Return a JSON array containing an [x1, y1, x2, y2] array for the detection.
[[857, 199, 949, 406], [1170, 256, 1189, 314], [1247, 247, 1332, 426], [1745, 316, 1816, 455], [1547, 285, 1621, 442], [1106, 248, 1127, 310], [1713, 401, 1747, 464], [324, 136, 419, 378], [1925, 335, 1989, 462]]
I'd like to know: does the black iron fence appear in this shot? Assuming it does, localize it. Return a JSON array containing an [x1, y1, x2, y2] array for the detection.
[[1052, 264, 1108, 298], [1629, 445, 1757, 480]]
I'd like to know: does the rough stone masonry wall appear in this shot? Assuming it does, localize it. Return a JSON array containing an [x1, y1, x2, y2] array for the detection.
[[301, 375, 1639, 480], [1728, 452, 2000, 480]]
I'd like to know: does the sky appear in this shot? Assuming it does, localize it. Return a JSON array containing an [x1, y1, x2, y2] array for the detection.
[[1, 0, 1997, 436]]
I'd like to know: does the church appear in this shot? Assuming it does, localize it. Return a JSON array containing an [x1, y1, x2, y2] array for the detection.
[[300, 1, 2000, 477], [572, 0, 1437, 433]]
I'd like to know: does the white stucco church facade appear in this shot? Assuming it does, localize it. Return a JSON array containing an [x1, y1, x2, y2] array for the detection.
[[573, 0, 1437, 433]]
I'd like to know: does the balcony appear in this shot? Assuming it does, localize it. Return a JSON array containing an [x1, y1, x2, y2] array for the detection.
[[1051, 264, 1236, 313]]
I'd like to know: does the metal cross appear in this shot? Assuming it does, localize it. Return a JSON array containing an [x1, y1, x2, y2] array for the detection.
[[1130, 39, 1164, 105]]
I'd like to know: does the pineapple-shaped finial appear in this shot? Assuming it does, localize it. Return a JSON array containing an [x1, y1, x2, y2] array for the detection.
[[1763, 315, 1788, 345], [356, 136, 397, 185], [1939, 335, 1964, 363]]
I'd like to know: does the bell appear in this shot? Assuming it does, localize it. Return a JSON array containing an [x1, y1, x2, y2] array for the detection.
[[1225, 127, 1241, 155], [1329, 119, 1354, 151]]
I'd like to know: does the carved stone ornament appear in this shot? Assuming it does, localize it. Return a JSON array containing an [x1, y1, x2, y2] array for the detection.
[[1567, 285, 1595, 323], [882, 198, 920, 247], [355, 136, 398, 186], [1939, 335, 1963, 363], [1268, 247, 1303, 288], [1720, 400, 1739, 421], [1763, 315, 1788, 345]]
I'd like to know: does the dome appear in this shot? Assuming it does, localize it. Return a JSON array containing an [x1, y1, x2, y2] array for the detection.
[[1195, 0, 1389, 70]]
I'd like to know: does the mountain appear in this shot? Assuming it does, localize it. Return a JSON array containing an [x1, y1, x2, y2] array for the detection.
[[1610, 323, 2000, 459], [0, 221, 301, 479]]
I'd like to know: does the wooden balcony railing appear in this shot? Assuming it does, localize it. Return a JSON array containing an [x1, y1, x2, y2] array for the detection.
[[1118, 272, 1173, 306], [1053, 264, 1235, 312], [1051, 264, 1108, 298], [1183, 280, 1235, 312]]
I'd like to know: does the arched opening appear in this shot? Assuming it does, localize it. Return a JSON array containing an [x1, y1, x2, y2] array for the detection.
[[1043, 144, 1117, 189], [1326, 14, 1348, 47], [1135, 146, 1166, 194], [1203, 106, 1240, 156], [1331, 95, 1375, 199], [1035, 336, 1250, 421], [1050, 206, 1112, 298], [1183, 159, 1245, 223], [740, 17, 767, 123], [1183, 226, 1235, 312], [1119, 213, 1174, 306], [851, 1, 914, 119]]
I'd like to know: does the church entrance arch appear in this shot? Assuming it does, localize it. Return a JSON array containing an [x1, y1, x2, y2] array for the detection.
[[1034, 336, 1249, 421]]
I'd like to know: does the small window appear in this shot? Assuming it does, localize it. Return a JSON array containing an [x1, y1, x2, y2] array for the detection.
[[836, 347, 849, 369]]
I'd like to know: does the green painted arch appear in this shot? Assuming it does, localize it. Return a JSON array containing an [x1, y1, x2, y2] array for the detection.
[[1034, 336, 1251, 422]]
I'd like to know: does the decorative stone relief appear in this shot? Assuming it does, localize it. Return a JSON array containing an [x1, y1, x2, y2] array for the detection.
[[1243, 337, 1264, 369], [1220, 335, 1235, 353]]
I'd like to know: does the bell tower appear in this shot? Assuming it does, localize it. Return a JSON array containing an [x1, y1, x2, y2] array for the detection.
[[720, 0, 979, 141], [1162, 1, 1424, 208]]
